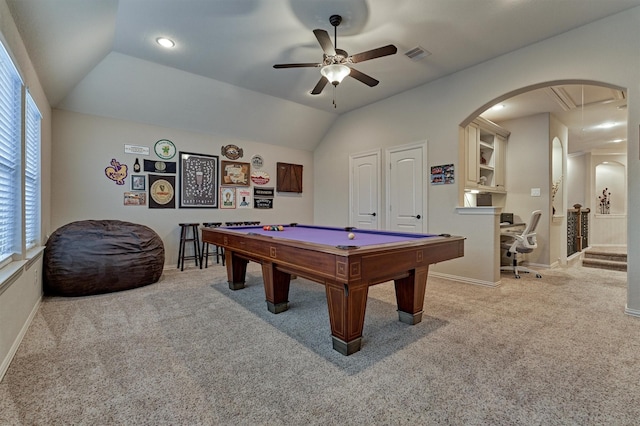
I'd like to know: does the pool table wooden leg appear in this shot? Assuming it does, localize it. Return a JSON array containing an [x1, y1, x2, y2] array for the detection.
[[325, 281, 369, 356], [394, 265, 429, 325], [261, 263, 291, 314], [225, 251, 248, 290]]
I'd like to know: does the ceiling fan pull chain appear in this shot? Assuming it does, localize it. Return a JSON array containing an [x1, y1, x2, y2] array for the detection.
[[333, 85, 337, 108]]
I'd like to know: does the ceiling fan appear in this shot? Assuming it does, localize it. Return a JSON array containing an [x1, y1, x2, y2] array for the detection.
[[273, 14, 397, 98]]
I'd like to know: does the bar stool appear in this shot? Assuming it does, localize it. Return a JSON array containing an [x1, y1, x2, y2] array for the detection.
[[201, 222, 224, 268], [177, 223, 201, 271]]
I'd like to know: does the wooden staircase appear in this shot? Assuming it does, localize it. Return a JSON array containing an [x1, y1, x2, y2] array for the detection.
[[582, 250, 627, 272]]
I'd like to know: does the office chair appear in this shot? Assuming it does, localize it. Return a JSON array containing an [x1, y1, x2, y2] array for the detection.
[[500, 210, 543, 279]]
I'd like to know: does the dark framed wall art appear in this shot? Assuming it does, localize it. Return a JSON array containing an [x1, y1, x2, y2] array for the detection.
[[221, 160, 250, 186], [179, 151, 219, 208]]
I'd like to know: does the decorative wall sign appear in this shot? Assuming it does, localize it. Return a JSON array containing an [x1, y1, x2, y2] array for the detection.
[[124, 144, 150, 156], [251, 154, 264, 169], [220, 187, 236, 209], [221, 160, 250, 186], [254, 198, 273, 209], [131, 175, 145, 191], [251, 170, 270, 185], [221, 144, 243, 160], [105, 158, 128, 185], [144, 159, 176, 173], [154, 139, 176, 160], [430, 164, 455, 185], [237, 188, 252, 209], [124, 192, 146, 206], [179, 151, 219, 208], [254, 187, 274, 198], [149, 174, 175, 209]]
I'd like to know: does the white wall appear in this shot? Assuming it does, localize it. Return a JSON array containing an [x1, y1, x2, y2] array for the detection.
[[500, 113, 551, 266], [313, 7, 640, 294], [51, 109, 314, 267], [567, 154, 588, 208], [0, 0, 50, 380]]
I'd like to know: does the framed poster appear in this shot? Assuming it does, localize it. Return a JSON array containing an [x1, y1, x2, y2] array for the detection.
[[131, 175, 145, 191], [179, 151, 219, 208], [124, 192, 146, 206], [237, 187, 252, 208], [220, 187, 236, 209], [221, 160, 250, 186], [148, 174, 175, 209]]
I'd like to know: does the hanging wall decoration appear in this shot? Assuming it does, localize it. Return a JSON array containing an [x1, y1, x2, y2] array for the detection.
[[221, 144, 243, 160], [237, 187, 252, 208], [430, 164, 455, 185], [179, 151, 219, 208], [124, 192, 146, 206], [105, 158, 128, 185], [144, 159, 176, 173], [221, 161, 250, 186], [220, 187, 236, 209], [148, 174, 175, 209], [154, 139, 176, 160], [251, 170, 270, 185]]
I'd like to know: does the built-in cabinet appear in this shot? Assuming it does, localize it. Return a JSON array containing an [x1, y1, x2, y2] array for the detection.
[[464, 117, 510, 192]]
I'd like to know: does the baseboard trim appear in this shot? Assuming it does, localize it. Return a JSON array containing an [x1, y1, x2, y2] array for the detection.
[[624, 306, 640, 318], [430, 271, 500, 287], [0, 295, 42, 382]]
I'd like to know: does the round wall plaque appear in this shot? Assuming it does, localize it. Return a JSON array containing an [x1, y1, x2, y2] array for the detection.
[[251, 154, 264, 170], [251, 170, 270, 185], [222, 144, 243, 160], [154, 139, 176, 160], [150, 179, 174, 204]]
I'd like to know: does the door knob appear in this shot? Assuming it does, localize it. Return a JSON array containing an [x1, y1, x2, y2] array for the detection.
[[411, 215, 422, 219], [367, 212, 377, 217]]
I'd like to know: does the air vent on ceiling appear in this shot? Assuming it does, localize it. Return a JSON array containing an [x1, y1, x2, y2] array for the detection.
[[405, 46, 431, 61]]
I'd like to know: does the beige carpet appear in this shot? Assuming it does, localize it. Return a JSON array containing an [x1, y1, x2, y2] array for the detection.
[[0, 262, 638, 425]]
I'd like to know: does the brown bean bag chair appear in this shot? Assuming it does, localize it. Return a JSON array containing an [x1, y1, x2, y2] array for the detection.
[[43, 220, 164, 296]]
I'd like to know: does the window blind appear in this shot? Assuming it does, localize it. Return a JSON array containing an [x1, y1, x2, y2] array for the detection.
[[25, 91, 41, 249], [0, 43, 22, 264]]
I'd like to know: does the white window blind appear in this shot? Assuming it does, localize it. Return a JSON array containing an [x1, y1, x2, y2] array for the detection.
[[0, 42, 22, 264], [25, 91, 41, 249]]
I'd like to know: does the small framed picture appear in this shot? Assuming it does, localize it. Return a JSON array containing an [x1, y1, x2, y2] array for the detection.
[[131, 175, 145, 191], [220, 187, 236, 209], [221, 160, 250, 186]]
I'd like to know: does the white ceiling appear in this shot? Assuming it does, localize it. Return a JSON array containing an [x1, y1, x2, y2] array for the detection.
[[6, 0, 638, 152]]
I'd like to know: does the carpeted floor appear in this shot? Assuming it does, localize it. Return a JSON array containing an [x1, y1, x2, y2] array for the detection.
[[0, 262, 638, 425]]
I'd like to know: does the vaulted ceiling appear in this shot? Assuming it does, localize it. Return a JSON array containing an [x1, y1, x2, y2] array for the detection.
[[6, 0, 638, 151]]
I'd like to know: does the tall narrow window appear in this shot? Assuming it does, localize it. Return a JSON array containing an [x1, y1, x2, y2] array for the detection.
[[25, 91, 41, 249], [0, 42, 22, 265]]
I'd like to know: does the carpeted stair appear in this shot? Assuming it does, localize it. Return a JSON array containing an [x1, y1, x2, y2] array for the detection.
[[582, 250, 627, 271]]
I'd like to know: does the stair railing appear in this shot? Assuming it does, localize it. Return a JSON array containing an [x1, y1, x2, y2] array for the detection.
[[567, 204, 591, 256]]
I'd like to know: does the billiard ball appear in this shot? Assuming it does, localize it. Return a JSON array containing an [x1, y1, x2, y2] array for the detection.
[[278, 225, 284, 231], [348, 232, 355, 240]]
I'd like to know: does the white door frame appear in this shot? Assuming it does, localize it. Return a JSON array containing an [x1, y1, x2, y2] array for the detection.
[[349, 149, 382, 229], [385, 141, 428, 232]]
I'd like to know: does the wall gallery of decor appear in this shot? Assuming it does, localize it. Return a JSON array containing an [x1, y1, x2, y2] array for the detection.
[[105, 140, 287, 210]]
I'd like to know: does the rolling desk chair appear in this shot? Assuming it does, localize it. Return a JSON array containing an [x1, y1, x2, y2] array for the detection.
[[500, 210, 543, 279]]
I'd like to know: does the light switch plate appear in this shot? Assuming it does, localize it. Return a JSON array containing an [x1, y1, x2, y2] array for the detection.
[[531, 188, 541, 197]]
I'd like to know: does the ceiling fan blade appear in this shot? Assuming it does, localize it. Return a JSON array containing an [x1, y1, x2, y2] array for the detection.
[[273, 63, 321, 69], [313, 29, 336, 56], [349, 44, 397, 63], [310, 77, 329, 95], [349, 68, 379, 87]]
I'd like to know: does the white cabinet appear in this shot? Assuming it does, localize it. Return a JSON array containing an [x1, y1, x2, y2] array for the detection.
[[464, 117, 509, 192]]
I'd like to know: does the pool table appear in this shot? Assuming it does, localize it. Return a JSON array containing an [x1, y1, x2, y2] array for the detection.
[[201, 224, 464, 355]]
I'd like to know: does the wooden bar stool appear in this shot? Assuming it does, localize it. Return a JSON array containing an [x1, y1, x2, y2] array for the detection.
[[177, 223, 201, 271], [201, 222, 224, 268]]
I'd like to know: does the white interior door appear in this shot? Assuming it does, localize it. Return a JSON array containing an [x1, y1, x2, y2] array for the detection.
[[387, 144, 425, 233], [349, 150, 380, 229]]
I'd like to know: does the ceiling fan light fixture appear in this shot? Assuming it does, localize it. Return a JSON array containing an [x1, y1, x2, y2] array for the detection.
[[321, 64, 351, 86]]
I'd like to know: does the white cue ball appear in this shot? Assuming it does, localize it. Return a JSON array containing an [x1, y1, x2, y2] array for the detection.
[[348, 232, 355, 240]]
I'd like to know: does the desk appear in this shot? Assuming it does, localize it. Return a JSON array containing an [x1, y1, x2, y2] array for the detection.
[[202, 224, 464, 355]]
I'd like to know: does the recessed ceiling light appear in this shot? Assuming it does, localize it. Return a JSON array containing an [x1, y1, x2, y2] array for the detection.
[[490, 104, 505, 111], [156, 37, 175, 48], [611, 139, 625, 143]]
